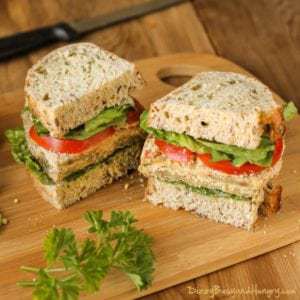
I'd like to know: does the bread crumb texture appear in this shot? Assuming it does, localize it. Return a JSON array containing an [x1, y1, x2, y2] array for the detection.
[[26, 43, 140, 107]]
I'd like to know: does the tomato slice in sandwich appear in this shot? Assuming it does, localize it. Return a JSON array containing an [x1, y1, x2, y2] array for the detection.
[[197, 153, 265, 175], [30, 103, 143, 154], [155, 139, 194, 163], [30, 126, 116, 154], [154, 138, 283, 175]]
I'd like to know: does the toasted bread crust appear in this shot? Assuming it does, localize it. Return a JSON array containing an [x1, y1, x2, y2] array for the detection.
[[260, 184, 282, 216], [261, 106, 285, 142]]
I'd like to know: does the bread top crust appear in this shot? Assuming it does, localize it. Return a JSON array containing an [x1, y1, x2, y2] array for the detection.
[[25, 43, 143, 108], [151, 71, 279, 113]]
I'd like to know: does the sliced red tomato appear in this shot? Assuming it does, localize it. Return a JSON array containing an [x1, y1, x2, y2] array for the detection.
[[155, 138, 283, 175], [30, 103, 144, 154], [197, 153, 265, 175], [29, 126, 115, 154], [197, 138, 283, 175], [272, 138, 283, 165], [155, 139, 195, 163]]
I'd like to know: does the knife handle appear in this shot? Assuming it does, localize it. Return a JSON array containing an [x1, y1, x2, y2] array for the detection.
[[0, 22, 79, 62]]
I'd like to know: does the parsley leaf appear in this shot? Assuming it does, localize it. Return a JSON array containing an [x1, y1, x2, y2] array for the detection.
[[18, 210, 155, 300]]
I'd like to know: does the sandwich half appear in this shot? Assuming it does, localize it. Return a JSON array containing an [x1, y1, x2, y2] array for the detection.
[[139, 71, 297, 229], [6, 43, 145, 209]]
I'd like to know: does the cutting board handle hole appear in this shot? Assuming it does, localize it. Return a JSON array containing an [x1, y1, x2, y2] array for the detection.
[[157, 65, 201, 87]]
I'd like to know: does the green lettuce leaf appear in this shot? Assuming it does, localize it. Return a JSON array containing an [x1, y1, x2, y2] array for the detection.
[[66, 104, 132, 140], [27, 104, 133, 141], [283, 101, 298, 121], [5, 128, 53, 185], [140, 111, 275, 167]]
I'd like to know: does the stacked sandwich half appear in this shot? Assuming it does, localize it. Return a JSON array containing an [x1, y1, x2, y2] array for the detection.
[[6, 43, 145, 209], [139, 71, 296, 229]]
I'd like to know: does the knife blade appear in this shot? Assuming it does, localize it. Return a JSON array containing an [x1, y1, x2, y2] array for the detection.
[[0, 0, 187, 62], [70, 0, 188, 34]]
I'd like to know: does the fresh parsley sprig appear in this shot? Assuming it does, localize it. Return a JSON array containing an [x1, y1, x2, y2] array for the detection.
[[18, 210, 155, 300]]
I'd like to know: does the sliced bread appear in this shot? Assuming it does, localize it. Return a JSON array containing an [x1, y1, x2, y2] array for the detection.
[[25, 43, 144, 138], [146, 177, 264, 230], [139, 136, 283, 198], [32, 142, 142, 209], [148, 71, 281, 149]]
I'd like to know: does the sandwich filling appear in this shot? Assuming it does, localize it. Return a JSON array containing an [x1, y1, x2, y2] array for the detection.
[[5, 128, 143, 185], [25, 102, 141, 154], [140, 103, 297, 175]]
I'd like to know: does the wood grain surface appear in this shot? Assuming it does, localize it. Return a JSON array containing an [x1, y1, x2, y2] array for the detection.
[[193, 0, 300, 108], [0, 0, 299, 299], [1, 53, 300, 300]]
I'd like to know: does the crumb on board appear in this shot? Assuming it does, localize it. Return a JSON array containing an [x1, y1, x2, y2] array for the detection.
[[0, 213, 8, 227], [124, 183, 129, 190], [14, 198, 19, 204]]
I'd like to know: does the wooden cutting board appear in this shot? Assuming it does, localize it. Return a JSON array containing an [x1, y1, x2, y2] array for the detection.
[[0, 53, 299, 300]]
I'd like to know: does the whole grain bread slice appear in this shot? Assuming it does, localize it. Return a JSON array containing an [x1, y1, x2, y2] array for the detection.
[[148, 71, 282, 149], [31, 142, 142, 209], [25, 43, 144, 138], [145, 177, 270, 230]]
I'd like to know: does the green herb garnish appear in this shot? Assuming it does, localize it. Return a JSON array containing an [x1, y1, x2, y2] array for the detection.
[[283, 101, 298, 121], [18, 210, 155, 299], [5, 128, 53, 185]]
